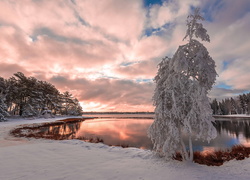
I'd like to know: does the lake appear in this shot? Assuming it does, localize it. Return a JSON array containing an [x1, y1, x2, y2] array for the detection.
[[24, 114, 250, 152]]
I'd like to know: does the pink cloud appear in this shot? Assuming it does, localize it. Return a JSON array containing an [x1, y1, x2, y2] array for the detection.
[[75, 0, 145, 42], [114, 59, 159, 79], [0, 0, 249, 111], [220, 58, 250, 90], [48, 75, 154, 112], [0, 63, 29, 79]]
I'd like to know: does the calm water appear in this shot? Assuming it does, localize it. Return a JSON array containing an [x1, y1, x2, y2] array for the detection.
[[35, 115, 250, 152]]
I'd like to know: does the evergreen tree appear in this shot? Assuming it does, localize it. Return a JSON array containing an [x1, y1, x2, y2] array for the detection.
[[211, 99, 219, 115], [0, 77, 10, 121], [60, 91, 74, 115], [68, 98, 83, 116], [239, 94, 246, 114], [0, 94, 9, 121], [148, 8, 217, 161], [230, 97, 238, 114], [0, 72, 83, 118], [224, 98, 232, 115]]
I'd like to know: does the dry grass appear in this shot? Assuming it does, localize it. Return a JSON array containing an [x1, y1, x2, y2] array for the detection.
[[173, 145, 250, 166]]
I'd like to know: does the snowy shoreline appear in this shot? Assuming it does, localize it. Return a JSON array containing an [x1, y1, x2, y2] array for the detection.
[[213, 115, 250, 121], [214, 114, 250, 117], [1, 117, 250, 179]]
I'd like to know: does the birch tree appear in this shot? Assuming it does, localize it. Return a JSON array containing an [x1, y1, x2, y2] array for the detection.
[[148, 8, 217, 161]]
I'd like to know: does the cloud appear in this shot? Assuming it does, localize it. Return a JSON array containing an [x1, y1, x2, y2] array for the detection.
[[0, 63, 29, 78], [203, 1, 250, 93], [75, 0, 146, 42], [219, 58, 250, 90], [147, 0, 200, 29], [0, 0, 249, 111], [49, 75, 154, 111], [114, 59, 160, 79], [209, 87, 247, 100]]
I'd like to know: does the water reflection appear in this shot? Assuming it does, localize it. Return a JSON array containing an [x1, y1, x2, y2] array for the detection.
[[76, 119, 153, 149], [18, 118, 250, 151], [38, 122, 81, 140], [187, 120, 250, 153]]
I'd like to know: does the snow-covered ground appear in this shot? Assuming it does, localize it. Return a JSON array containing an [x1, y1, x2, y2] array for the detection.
[[1, 117, 250, 180], [220, 114, 250, 117]]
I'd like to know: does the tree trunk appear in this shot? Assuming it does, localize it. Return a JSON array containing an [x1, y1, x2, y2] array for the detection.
[[188, 135, 194, 161], [180, 137, 188, 161], [178, 123, 188, 161]]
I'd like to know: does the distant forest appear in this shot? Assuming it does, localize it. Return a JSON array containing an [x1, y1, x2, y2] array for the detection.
[[0, 72, 82, 121], [211, 92, 250, 115]]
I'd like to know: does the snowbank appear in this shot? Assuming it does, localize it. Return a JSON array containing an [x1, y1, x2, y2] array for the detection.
[[1, 117, 250, 180]]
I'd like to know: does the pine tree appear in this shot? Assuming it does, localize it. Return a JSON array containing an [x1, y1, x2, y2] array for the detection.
[[148, 8, 217, 161], [0, 73, 83, 118], [68, 98, 83, 116], [0, 94, 10, 121], [60, 91, 75, 115], [239, 95, 246, 114], [0, 77, 10, 121], [224, 98, 232, 115], [211, 99, 219, 115], [230, 98, 238, 114]]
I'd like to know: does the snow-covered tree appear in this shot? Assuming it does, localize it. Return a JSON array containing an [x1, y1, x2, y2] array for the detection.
[[0, 73, 83, 118], [0, 77, 10, 121], [211, 99, 219, 115], [60, 91, 81, 115], [148, 8, 217, 161], [0, 94, 10, 121], [21, 103, 39, 117], [67, 98, 83, 116]]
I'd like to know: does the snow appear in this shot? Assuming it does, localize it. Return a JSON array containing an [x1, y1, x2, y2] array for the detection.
[[220, 114, 250, 117], [149, 9, 217, 161], [1, 117, 250, 180]]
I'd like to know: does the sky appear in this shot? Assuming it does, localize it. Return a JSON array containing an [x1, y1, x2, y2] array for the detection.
[[0, 0, 250, 112]]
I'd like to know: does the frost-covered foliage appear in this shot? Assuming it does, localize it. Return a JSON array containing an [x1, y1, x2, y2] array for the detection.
[[22, 104, 39, 118], [60, 92, 83, 116], [183, 8, 210, 42], [148, 8, 217, 161], [0, 78, 9, 121], [211, 93, 250, 115], [0, 72, 83, 118], [0, 95, 10, 121]]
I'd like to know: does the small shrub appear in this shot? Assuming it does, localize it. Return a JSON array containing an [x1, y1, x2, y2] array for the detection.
[[173, 145, 250, 166]]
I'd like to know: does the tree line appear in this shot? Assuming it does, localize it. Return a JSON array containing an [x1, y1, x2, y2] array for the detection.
[[0, 72, 82, 121], [211, 92, 250, 115]]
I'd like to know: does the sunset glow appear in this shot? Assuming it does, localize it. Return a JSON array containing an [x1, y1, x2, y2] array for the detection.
[[0, 0, 250, 111]]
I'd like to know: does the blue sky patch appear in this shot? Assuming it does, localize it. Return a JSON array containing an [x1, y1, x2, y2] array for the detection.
[[136, 78, 153, 83], [144, 23, 173, 37], [216, 82, 232, 90], [222, 61, 230, 70], [144, 0, 163, 7], [201, 0, 225, 22], [144, 27, 161, 37], [120, 62, 139, 67]]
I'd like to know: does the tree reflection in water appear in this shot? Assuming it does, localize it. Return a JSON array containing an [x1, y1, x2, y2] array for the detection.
[[11, 118, 250, 151], [46, 122, 82, 139], [215, 120, 250, 139]]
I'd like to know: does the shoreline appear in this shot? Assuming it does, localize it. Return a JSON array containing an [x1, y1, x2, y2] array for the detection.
[[213, 115, 250, 120], [1, 116, 250, 179]]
